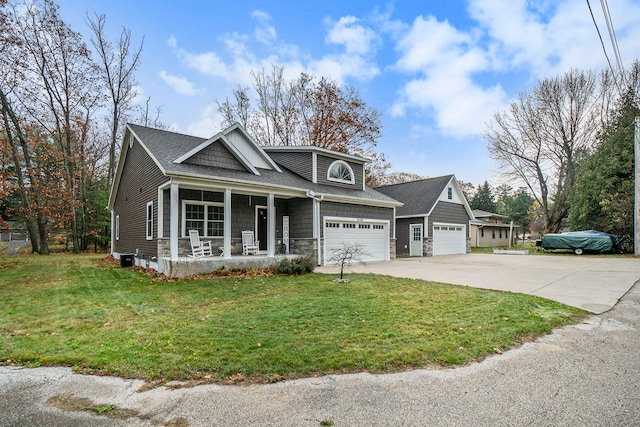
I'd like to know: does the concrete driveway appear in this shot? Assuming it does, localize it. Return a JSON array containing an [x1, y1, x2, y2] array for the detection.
[[316, 253, 640, 313]]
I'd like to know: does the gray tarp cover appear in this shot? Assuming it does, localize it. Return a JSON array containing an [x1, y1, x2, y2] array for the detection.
[[541, 230, 620, 253]]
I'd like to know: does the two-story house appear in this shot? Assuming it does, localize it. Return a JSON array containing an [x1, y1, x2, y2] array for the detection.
[[108, 123, 401, 277]]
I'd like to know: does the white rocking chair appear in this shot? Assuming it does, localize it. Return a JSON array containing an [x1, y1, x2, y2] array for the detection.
[[242, 230, 260, 255], [188, 229, 213, 257]]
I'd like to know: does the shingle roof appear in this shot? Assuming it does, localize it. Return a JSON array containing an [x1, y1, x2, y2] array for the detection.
[[127, 123, 400, 206], [472, 209, 508, 219], [375, 175, 454, 216]]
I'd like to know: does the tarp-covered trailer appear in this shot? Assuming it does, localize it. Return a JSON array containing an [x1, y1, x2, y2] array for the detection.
[[541, 230, 621, 255]]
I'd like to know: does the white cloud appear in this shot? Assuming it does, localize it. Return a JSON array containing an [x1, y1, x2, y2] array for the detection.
[[389, 0, 640, 139], [325, 16, 379, 56], [158, 70, 201, 95], [252, 10, 277, 45], [391, 15, 506, 137], [168, 11, 381, 90], [467, 0, 640, 76], [395, 15, 471, 72], [186, 103, 222, 138], [309, 54, 379, 85]]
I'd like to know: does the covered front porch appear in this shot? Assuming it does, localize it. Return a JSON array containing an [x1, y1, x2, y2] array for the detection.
[[155, 179, 319, 277]]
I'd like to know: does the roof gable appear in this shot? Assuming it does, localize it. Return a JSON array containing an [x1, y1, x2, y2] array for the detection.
[[184, 140, 247, 171], [376, 175, 473, 219], [174, 123, 281, 175], [108, 125, 166, 209]]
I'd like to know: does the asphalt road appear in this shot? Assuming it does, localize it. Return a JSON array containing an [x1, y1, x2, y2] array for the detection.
[[1, 278, 639, 426]]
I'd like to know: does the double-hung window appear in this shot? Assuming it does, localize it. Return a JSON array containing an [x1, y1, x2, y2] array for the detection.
[[146, 201, 153, 240], [183, 201, 224, 237]]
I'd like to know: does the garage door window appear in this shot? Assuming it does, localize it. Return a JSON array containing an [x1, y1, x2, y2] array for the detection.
[[324, 218, 389, 264]]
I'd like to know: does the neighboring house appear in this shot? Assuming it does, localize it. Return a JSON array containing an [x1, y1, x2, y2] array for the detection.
[[375, 175, 473, 257], [108, 122, 401, 277], [470, 209, 519, 247], [0, 220, 28, 242]]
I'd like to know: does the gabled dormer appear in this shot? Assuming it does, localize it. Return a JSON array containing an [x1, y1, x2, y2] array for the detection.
[[264, 146, 368, 191], [173, 123, 282, 175]]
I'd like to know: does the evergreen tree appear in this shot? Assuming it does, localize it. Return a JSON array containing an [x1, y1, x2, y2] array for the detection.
[[470, 181, 496, 212], [496, 188, 534, 232], [568, 64, 640, 251]]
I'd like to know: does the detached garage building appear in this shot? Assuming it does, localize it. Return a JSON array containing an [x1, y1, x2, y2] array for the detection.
[[376, 175, 473, 257]]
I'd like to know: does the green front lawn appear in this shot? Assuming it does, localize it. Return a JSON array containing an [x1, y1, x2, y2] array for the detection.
[[0, 254, 586, 384]]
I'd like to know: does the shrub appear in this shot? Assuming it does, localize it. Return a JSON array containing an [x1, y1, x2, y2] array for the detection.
[[275, 257, 315, 275]]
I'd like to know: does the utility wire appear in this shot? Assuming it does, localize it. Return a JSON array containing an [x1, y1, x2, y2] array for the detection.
[[586, 0, 621, 92], [600, 0, 624, 72]]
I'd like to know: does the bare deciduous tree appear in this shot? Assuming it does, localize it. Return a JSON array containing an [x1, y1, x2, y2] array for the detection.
[[2, 0, 102, 253], [328, 242, 368, 282], [371, 171, 427, 188], [216, 65, 388, 184], [87, 13, 143, 186], [486, 69, 602, 233]]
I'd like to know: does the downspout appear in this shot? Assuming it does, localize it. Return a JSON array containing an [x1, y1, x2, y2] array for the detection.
[[110, 210, 115, 255]]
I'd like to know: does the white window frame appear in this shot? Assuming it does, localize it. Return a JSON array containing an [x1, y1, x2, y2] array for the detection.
[[115, 215, 120, 241], [146, 201, 153, 240], [181, 200, 224, 238], [447, 187, 453, 200], [327, 160, 355, 184]]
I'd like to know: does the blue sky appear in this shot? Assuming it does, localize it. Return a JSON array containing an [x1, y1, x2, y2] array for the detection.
[[56, 0, 640, 186]]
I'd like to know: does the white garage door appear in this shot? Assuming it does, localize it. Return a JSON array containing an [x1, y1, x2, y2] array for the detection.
[[433, 223, 466, 255], [324, 219, 389, 265]]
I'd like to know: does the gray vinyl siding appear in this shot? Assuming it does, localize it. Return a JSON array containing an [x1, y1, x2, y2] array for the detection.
[[288, 198, 313, 238], [268, 151, 313, 181], [428, 202, 470, 237], [231, 195, 265, 237], [320, 201, 394, 237], [316, 154, 363, 189], [275, 199, 289, 239], [113, 139, 169, 257], [184, 141, 246, 171], [396, 217, 423, 257]]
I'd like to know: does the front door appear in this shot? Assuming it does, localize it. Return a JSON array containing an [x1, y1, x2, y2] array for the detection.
[[409, 224, 423, 256], [256, 206, 267, 251]]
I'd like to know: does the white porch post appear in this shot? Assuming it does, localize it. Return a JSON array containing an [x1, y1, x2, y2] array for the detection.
[[224, 189, 232, 259], [170, 183, 179, 260], [157, 187, 164, 238], [267, 193, 275, 257], [313, 199, 321, 265]]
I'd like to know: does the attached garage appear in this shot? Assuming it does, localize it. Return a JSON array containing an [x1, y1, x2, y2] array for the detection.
[[366, 175, 474, 258], [323, 218, 389, 264], [432, 223, 466, 255]]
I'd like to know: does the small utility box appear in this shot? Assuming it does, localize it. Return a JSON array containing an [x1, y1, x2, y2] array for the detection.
[[120, 253, 134, 267]]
